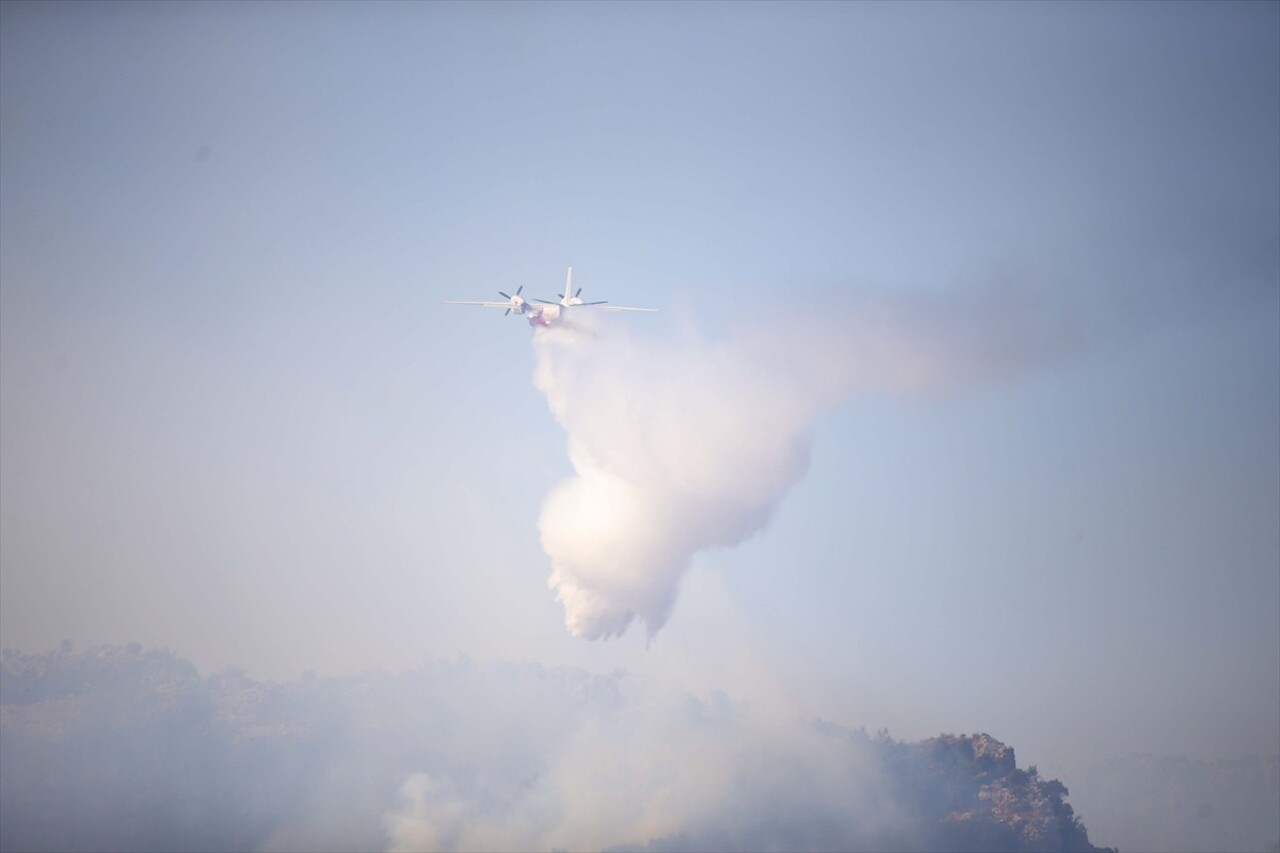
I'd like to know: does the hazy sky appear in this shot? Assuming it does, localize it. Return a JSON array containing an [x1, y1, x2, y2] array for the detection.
[[2, 0, 1277, 773]]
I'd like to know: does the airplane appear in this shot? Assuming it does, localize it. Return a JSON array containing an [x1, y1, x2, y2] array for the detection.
[[445, 267, 656, 327]]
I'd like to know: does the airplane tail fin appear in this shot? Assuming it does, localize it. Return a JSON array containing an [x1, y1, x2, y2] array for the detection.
[[566, 267, 573, 301]]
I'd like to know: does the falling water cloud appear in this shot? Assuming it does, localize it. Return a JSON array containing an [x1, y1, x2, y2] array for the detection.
[[531, 287, 1071, 640]]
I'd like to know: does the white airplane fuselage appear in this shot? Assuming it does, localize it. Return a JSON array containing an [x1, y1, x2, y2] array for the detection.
[[527, 303, 562, 327]]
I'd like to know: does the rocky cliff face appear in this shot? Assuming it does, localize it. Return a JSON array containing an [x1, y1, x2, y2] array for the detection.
[[2, 645, 1111, 852], [898, 733, 1107, 852]]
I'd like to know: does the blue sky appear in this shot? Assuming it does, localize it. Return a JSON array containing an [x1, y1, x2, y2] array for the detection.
[[2, 0, 1277, 774]]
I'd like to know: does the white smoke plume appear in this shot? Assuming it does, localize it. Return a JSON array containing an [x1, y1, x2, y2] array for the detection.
[[380, 682, 904, 853], [533, 286, 1069, 640]]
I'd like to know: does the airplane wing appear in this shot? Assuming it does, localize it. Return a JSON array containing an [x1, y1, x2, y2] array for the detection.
[[443, 301, 513, 308], [533, 299, 611, 306], [599, 305, 657, 313]]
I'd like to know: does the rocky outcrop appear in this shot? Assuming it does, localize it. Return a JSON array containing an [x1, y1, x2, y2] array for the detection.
[[812, 729, 1113, 853], [918, 734, 1106, 852]]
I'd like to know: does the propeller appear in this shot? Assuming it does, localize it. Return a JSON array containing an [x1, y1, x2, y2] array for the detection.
[[556, 286, 592, 307], [498, 285, 525, 316], [544, 286, 609, 308]]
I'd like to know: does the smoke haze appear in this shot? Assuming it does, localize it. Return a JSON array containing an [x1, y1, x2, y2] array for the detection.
[[3, 645, 1120, 853], [2, 4, 1277, 850]]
